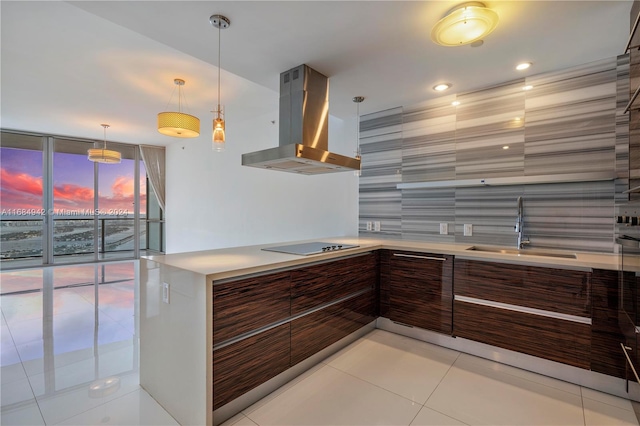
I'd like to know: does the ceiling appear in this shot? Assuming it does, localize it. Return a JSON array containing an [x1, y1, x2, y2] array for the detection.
[[0, 1, 632, 147]]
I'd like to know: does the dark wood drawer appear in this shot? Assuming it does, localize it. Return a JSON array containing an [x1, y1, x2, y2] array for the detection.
[[454, 300, 590, 369], [213, 271, 291, 345], [213, 323, 290, 410], [454, 259, 591, 318], [386, 251, 453, 334], [291, 253, 377, 315], [389, 293, 452, 334], [290, 289, 376, 366]]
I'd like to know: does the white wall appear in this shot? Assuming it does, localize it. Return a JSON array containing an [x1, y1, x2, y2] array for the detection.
[[165, 110, 360, 254]]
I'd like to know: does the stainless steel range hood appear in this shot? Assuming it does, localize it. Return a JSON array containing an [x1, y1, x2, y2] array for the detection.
[[242, 64, 361, 175]]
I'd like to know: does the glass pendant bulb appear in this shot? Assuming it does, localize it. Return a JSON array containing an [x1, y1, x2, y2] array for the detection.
[[212, 113, 225, 151]]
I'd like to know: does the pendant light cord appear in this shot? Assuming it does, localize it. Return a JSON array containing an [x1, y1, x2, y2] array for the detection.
[[102, 124, 109, 150], [217, 21, 221, 116], [356, 101, 360, 157]]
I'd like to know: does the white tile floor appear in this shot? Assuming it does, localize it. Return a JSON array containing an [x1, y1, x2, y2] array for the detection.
[[0, 262, 177, 425], [221, 330, 640, 426], [3, 262, 640, 426]]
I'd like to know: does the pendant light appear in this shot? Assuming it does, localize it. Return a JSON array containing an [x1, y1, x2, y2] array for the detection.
[[157, 78, 200, 138], [210, 14, 230, 151], [353, 96, 364, 177], [88, 124, 121, 164]]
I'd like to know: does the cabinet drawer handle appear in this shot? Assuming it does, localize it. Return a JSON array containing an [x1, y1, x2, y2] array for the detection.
[[625, 10, 640, 53], [621, 343, 640, 383], [393, 254, 446, 261], [624, 85, 640, 114]]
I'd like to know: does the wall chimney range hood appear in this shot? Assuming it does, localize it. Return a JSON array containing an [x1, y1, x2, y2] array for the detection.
[[241, 64, 361, 175]]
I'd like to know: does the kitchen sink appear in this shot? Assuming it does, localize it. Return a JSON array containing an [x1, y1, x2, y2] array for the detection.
[[465, 246, 577, 259]]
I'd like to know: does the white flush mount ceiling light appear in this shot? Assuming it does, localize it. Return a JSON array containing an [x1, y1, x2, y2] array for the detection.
[[433, 83, 452, 91], [516, 62, 532, 71], [88, 124, 121, 164], [158, 78, 200, 138], [431, 2, 499, 47], [210, 14, 230, 152]]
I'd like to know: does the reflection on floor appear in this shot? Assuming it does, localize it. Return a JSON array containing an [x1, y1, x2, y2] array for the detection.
[[0, 261, 177, 425], [221, 330, 640, 426], [4, 262, 640, 426]]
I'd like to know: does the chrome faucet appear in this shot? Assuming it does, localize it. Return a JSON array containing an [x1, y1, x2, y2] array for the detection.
[[515, 196, 530, 249]]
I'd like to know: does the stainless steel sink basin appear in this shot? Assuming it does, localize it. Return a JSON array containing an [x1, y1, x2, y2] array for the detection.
[[465, 246, 577, 259]]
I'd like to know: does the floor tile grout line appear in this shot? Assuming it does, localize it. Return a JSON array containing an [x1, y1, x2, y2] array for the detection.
[[323, 362, 431, 406], [240, 363, 327, 417], [580, 386, 587, 426], [580, 387, 638, 413], [239, 413, 260, 426], [421, 350, 461, 405]]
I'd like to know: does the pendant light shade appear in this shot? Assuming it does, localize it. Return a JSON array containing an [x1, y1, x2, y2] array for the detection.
[[88, 124, 121, 164], [210, 14, 230, 151], [157, 78, 200, 138], [431, 2, 499, 47], [213, 114, 225, 151]]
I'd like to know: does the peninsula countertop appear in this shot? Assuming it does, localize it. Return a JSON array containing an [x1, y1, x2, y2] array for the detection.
[[142, 237, 626, 281]]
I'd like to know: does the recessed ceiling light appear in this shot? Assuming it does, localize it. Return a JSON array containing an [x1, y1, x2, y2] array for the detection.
[[516, 62, 532, 71], [522, 85, 533, 91], [452, 100, 461, 106], [433, 83, 452, 91], [502, 145, 510, 150]]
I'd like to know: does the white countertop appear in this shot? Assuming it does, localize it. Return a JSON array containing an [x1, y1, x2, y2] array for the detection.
[[142, 237, 628, 281]]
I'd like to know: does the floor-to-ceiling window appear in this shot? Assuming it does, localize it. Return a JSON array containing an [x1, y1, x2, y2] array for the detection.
[[0, 133, 45, 266], [1, 131, 158, 268]]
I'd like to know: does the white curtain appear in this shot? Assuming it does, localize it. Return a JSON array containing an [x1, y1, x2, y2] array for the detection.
[[139, 145, 166, 211]]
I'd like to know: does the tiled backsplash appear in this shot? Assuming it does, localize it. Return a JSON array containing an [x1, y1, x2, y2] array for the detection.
[[359, 56, 630, 253]]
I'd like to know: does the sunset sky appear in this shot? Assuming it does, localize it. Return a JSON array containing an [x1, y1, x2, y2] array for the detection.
[[1, 147, 146, 215]]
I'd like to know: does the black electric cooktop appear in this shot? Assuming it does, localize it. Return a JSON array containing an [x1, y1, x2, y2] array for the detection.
[[262, 241, 359, 256]]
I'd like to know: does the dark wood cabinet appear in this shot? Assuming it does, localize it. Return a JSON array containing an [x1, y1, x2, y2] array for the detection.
[[453, 259, 592, 369], [591, 269, 626, 378], [454, 259, 591, 317], [213, 271, 291, 346], [291, 253, 377, 315], [384, 250, 453, 334], [454, 300, 591, 369], [213, 252, 377, 411], [291, 289, 376, 365], [213, 324, 290, 410]]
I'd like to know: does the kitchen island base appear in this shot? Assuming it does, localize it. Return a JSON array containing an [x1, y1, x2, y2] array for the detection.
[[213, 321, 375, 425]]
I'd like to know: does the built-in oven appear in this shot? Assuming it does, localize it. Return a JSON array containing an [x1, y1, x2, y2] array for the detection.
[[619, 235, 640, 385], [617, 200, 640, 387]]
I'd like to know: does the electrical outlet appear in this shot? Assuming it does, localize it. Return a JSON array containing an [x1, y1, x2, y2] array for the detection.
[[464, 224, 473, 236], [366, 221, 373, 231], [439, 223, 448, 235], [374, 221, 381, 232], [162, 282, 170, 304]]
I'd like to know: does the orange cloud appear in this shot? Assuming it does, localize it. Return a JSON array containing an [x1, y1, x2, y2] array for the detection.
[[53, 183, 95, 210], [2, 169, 147, 215], [1, 168, 43, 209]]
